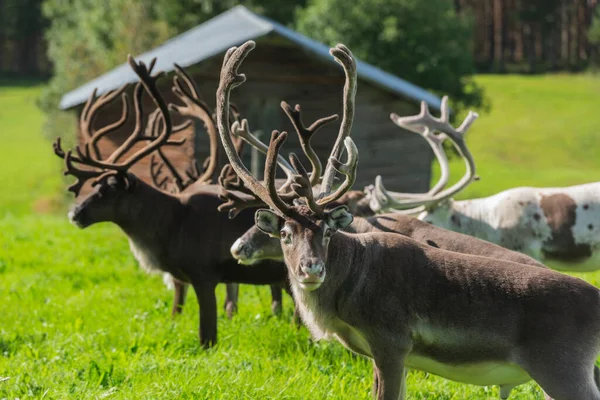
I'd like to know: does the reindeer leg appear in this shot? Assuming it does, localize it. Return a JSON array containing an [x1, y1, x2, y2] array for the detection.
[[171, 279, 188, 316], [193, 282, 218, 348], [224, 283, 239, 319], [270, 284, 283, 316], [372, 362, 380, 398], [499, 385, 514, 399], [524, 359, 600, 400], [372, 353, 406, 400]]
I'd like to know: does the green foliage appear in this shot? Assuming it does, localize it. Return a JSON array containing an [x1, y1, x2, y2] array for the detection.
[[38, 0, 307, 143], [38, 0, 174, 141], [0, 0, 47, 74], [296, 0, 485, 113]]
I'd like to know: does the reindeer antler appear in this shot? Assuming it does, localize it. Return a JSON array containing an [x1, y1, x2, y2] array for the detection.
[[170, 64, 220, 184], [54, 56, 187, 196], [371, 96, 479, 212], [280, 102, 338, 186], [318, 44, 357, 199], [230, 118, 296, 190], [215, 40, 359, 219]]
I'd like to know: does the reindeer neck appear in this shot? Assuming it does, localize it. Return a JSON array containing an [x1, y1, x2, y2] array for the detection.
[[290, 231, 379, 339], [344, 217, 370, 234], [114, 180, 183, 245]]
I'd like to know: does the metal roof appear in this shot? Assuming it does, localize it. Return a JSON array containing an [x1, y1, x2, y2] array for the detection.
[[60, 5, 442, 110]]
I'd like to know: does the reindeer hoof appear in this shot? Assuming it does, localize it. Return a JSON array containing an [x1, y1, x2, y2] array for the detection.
[[271, 301, 282, 316], [225, 301, 237, 320]]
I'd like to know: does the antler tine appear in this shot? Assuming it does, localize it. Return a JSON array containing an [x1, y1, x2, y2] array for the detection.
[[216, 40, 292, 217], [104, 81, 145, 163], [146, 110, 188, 191], [316, 137, 359, 206], [79, 85, 129, 159], [150, 154, 170, 190], [53, 137, 103, 196], [373, 96, 479, 211], [174, 63, 203, 101], [171, 69, 219, 184], [230, 118, 296, 183], [319, 44, 357, 199], [217, 164, 254, 196], [289, 153, 323, 215], [63, 150, 104, 196], [217, 190, 266, 219], [388, 111, 450, 196], [264, 131, 294, 214], [77, 55, 172, 172], [186, 159, 202, 183], [281, 101, 339, 186]]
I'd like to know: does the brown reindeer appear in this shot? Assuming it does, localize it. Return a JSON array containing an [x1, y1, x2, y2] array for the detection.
[[145, 65, 286, 318], [226, 100, 544, 271], [216, 40, 600, 400], [53, 55, 290, 347]]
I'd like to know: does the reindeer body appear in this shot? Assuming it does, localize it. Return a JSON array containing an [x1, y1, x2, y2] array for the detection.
[[290, 230, 600, 399], [69, 175, 287, 347], [420, 182, 600, 271]]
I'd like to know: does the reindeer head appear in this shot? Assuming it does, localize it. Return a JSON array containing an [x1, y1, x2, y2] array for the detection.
[[54, 57, 189, 228], [216, 40, 357, 291], [229, 190, 369, 266], [230, 223, 282, 265]]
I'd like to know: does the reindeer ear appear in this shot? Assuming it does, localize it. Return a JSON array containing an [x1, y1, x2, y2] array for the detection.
[[255, 209, 282, 237], [326, 205, 353, 231]]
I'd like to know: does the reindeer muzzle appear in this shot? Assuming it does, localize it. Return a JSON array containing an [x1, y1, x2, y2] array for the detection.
[[230, 238, 262, 265], [297, 262, 326, 290]]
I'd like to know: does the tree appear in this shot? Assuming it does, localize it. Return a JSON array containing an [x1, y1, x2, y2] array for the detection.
[[296, 0, 485, 112], [588, 4, 600, 67], [39, 0, 307, 141]]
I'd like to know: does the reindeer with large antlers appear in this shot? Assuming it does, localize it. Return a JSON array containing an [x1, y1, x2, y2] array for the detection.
[[144, 64, 287, 319], [54, 56, 292, 347], [371, 99, 600, 272], [217, 40, 600, 400], [226, 101, 544, 271]]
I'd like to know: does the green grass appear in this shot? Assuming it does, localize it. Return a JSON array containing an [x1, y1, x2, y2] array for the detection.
[[1, 74, 600, 398], [0, 80, 63, 216], [439, 74, 600, 200]]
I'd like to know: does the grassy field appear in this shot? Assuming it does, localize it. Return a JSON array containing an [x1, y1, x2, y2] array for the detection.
[[445, 74, 600, 199], [1, 74, 600, 399]]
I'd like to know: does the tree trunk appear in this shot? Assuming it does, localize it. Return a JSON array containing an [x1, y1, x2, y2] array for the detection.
[[493, 0, 504, 70], [483, 0, 493, 66]]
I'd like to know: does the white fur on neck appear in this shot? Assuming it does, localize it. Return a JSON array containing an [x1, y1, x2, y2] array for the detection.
[[128, 238, 173, 289]]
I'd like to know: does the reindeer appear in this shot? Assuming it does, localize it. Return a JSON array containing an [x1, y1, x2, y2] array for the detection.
[[53, 55, 295, 347], [144, 66, 286, 318], [370, 98, 600, 272], [226, 101, 544, 271], [217, 40, 600, 400]]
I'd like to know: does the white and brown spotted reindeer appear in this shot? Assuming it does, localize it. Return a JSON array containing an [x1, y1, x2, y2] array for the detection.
[[371, 97, 600, 272], [217, 40, 600, 400]]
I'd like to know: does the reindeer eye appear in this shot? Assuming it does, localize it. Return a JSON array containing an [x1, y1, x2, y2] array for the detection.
[[280, 230, 287, 240], [323, 228, 332, 238]]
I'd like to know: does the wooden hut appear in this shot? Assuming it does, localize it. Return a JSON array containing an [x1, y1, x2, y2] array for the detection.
[[60, 6, 442, 195]]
